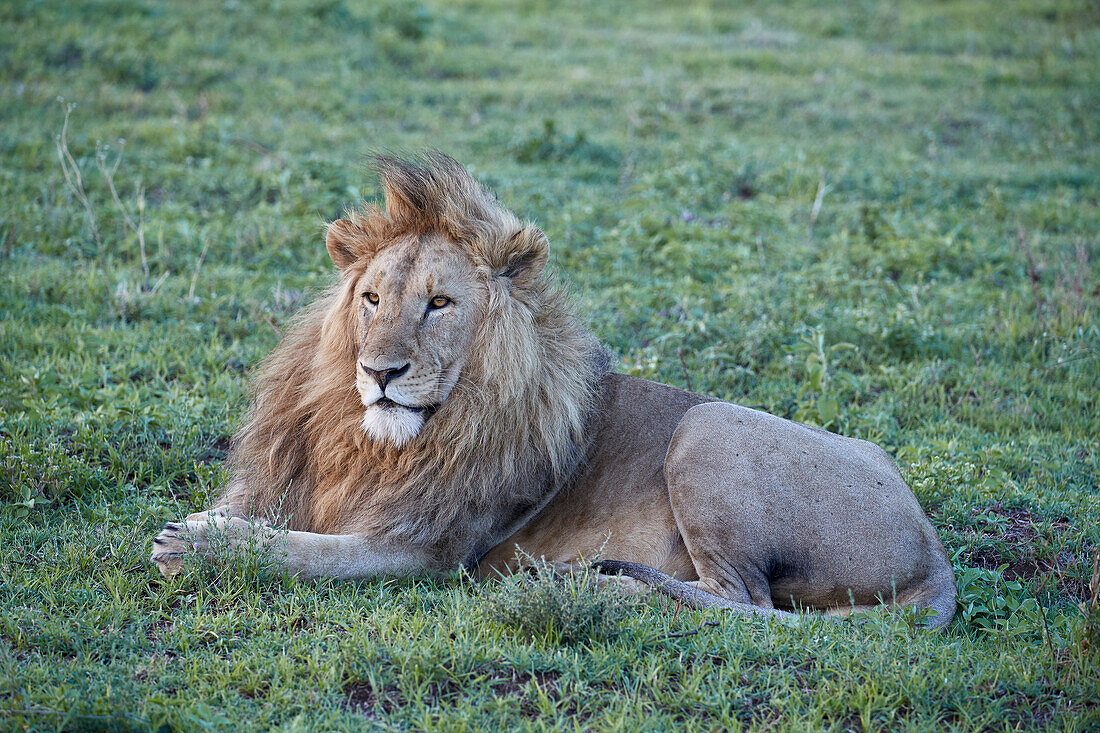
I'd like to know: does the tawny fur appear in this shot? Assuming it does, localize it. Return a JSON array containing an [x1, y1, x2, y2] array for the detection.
[[222, 153, 605, 566]]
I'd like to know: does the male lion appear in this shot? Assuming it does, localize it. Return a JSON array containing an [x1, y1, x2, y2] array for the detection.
[[152, 153, 956, 628]]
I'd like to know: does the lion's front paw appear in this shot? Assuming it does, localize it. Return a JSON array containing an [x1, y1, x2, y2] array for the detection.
[[150, 520, 209, 577], [150, 515, 270, 577]]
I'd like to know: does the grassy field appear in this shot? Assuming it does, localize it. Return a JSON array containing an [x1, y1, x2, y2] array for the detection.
[[2, 0, 1099, 729]]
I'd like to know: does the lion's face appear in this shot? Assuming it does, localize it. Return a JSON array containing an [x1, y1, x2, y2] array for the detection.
[[324, 156, 552, 450], [350, 234, 485, 447]]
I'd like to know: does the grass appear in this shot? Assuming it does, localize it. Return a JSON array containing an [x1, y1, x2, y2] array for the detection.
[[1, 0, 1098, 729]]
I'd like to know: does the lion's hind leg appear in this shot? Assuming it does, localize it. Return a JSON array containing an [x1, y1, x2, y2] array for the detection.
[[663, 401, 956, 630]]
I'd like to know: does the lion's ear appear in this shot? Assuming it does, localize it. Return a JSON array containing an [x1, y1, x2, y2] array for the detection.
[[497, 226, 549, 288], [326, 219, 361, 270]]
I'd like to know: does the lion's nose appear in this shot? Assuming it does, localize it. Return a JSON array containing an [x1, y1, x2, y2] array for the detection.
[[361, 362, 410, 391]]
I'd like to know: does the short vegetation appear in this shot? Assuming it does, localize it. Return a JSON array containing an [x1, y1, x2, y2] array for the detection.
[[1, 0, 1098, 729], [484, 559, 637, 647]]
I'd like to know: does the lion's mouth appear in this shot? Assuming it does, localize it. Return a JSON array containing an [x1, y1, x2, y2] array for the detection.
[[374, 397, 429, 414]]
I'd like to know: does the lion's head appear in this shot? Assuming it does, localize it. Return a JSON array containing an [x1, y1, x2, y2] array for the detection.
[[321, 153, 553, 448], [225, 153, 607, 556]]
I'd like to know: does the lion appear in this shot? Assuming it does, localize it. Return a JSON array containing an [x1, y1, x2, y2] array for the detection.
[[152, 152, 957, 628]]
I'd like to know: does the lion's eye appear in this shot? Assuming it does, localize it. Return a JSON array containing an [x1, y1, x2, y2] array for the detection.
[[428, 296, 450, 310], [363, 291, 379, 305]]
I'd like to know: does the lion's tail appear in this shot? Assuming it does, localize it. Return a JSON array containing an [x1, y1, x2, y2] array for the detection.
[[592, 559, 797, 622], [595, 559, 958, 630]]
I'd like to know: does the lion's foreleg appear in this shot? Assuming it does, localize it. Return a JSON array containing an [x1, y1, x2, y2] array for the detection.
[[271, 529, 430, 580], [151, 515, 430, 580]]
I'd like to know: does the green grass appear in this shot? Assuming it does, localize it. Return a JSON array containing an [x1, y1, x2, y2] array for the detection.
[[2, 0, 1098, 729]]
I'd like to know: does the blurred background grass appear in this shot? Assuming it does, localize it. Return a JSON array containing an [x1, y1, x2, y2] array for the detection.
[[1, 0, 1098, 729]]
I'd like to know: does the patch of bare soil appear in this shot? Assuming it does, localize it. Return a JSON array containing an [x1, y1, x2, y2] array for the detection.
[[196, 436, 231, 464], [485, 665, 561, 697], [343, 681, 403, 718], [144, 618, 173, 644], [964, 504, 1093, 600], [485, 665, 567, 720], [343, 664, 569, 721]]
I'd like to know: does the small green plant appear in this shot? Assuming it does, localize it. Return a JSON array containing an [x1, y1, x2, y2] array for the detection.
[[955, 565, 1041, 633], [8, 483, 52, 517], [788, 328, 857, 429], [512, 119, 620, 167], [1, 434, 106, 515], [484, 555, 634, 645]]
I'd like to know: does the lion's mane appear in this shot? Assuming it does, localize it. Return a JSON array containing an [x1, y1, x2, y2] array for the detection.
[[222, 153, 608, 566]]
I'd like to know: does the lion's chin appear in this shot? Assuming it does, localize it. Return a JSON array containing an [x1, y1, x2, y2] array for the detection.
[[361, 403, 425, 448]]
